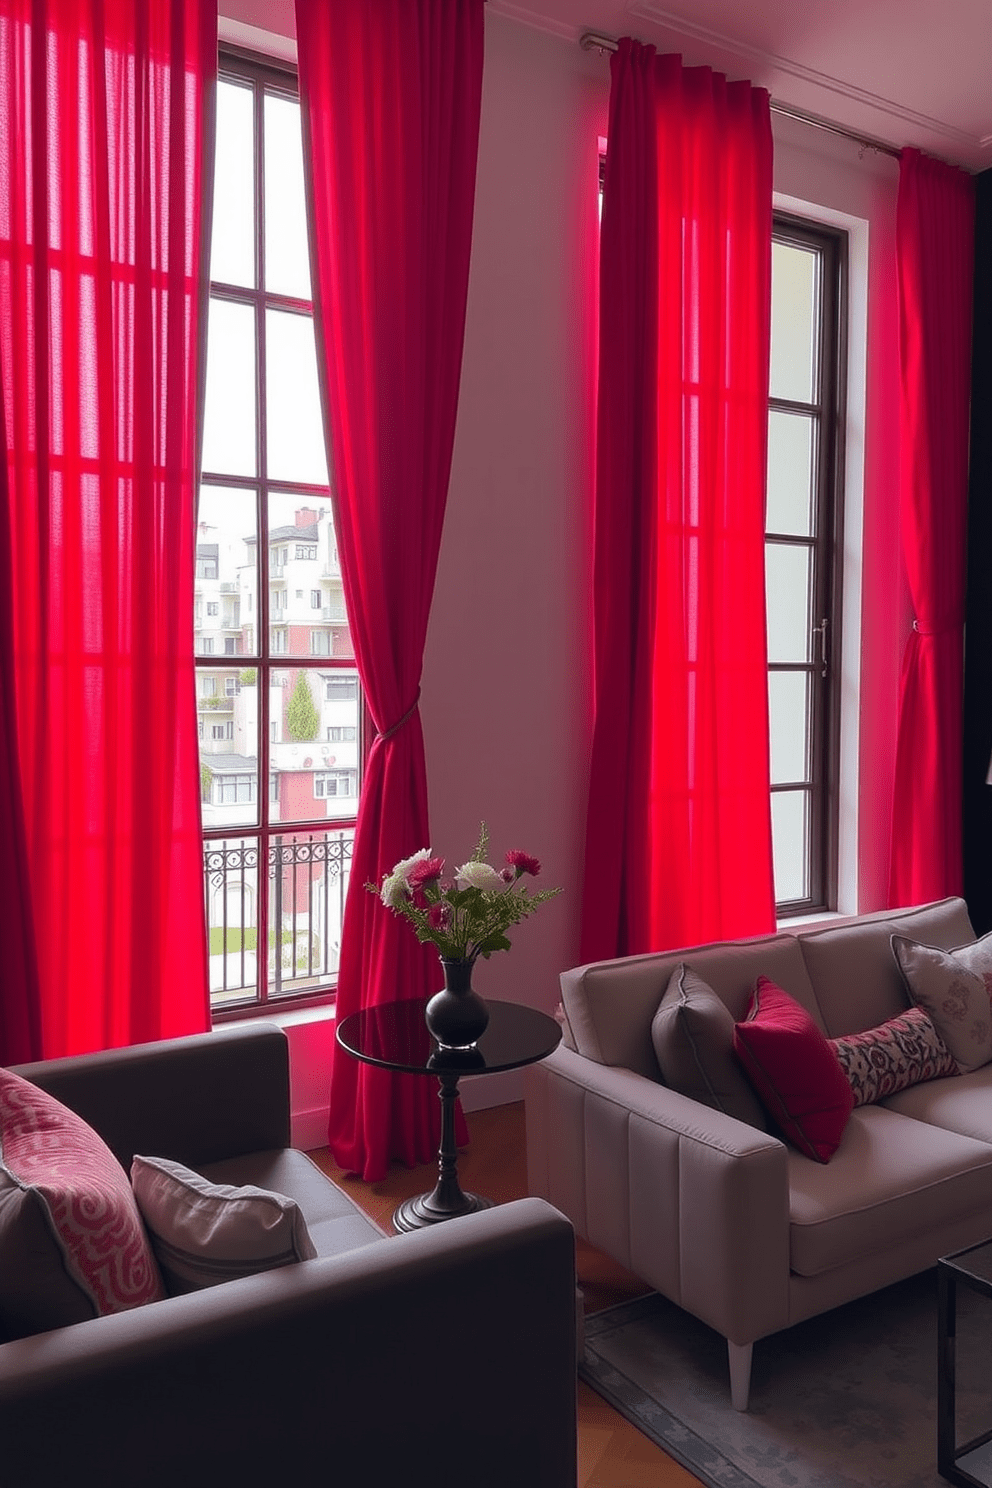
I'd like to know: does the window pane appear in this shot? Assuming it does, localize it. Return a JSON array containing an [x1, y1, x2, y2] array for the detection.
[[768, 671, 809, 785], [264, 94, 311, 299], [767, 410, 816, 537], [195, 485, 257, 659], [268, 492, 351, 659], [270, 666, 360, 823], [766, 542, 811, 664], [772, 790, 808, 902], [268, 829, 353, 996], [265, 309, 328, 485], [210, 81, 255, 289], [205, 837, 260, 1005], [198, 662, 258, 828], [770, 241, 818, 404], [202, 298, 257, 478]]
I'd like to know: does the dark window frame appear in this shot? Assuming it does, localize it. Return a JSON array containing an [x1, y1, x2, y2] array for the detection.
[[768, 212, 847, 917], [197, 47, 365, 1019]]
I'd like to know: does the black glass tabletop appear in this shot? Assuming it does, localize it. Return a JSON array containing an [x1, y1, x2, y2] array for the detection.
[[336, 997, 562, 1076]]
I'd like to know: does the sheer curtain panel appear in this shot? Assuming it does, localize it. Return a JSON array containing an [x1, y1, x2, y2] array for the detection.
[[296, 0, 484, 1180], [581, 41, 776, 962], [0, 0, 215, 1057]]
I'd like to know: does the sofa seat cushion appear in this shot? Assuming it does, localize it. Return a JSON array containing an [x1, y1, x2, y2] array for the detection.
[[198, 1149, 388, 1257], [788, 1105, 992, 1278], [882, 1063, 992, 1144]]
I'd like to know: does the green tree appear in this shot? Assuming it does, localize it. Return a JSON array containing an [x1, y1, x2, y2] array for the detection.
[[200, 763, 213, 802], [286, 671, 320, 741]]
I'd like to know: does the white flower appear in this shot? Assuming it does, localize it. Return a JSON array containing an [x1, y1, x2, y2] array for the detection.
[[392, 848, 433, 883], [380, 871, 411, 908], [455, 860, 505, 893]]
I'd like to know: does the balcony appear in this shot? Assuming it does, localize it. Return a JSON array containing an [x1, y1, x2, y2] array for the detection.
[[204, 831, 353, 1007]]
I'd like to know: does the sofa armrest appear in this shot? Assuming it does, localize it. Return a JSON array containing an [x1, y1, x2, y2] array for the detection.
[[526, 1045, 791, 1346], [11, 1023, 291, 1170], [0, 1197, 577, 1488]]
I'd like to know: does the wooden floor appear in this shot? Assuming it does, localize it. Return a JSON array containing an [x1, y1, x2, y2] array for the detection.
[[309, 1101, 704, 1488]]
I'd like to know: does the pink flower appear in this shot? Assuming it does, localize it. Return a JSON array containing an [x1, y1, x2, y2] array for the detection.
[[506, 850, 541, 878], [427, 903, 451, 931], [409, 856, 445, 887]]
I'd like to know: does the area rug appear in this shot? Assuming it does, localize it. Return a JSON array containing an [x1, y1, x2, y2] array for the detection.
[[579, 1270, 990, 1487]]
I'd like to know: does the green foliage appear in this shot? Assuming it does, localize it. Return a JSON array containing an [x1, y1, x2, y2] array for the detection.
[[239, 668, 257, 685], [200, 763, 213, 801], [286, 671, 320, 741]]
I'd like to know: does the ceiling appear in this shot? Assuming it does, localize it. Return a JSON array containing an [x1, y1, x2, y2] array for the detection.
[[487, 0, 992, 171]]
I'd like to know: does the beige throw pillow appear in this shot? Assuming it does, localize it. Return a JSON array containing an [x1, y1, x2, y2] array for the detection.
[[891, 932, 992, 1074], [131, 1154, 317, 1295], [651, 963, 767, 1129]]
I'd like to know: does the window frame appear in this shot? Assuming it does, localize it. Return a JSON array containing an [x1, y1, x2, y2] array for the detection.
[[767, 212, 847, 917], [197, 47, 365, 1020]]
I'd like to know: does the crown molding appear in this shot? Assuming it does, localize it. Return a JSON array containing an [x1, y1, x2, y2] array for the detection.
[[630, 1, 984, 153], [485, 0, 582, 43]]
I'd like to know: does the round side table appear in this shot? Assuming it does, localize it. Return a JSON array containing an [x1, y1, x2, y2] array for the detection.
[[335, 997, 561, 1232]]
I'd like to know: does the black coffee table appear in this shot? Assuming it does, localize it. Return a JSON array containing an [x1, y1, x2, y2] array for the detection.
[[335, 997, 561, 1233], [939, 1239, 992, 1485]]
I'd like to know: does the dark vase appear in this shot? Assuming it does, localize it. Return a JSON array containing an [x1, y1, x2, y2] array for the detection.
[[425, 956, 490, 1050]]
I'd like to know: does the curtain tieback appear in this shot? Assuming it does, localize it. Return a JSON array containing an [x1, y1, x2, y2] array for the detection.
[[377, 690, 421, 742], [913, 619, 961, 636]]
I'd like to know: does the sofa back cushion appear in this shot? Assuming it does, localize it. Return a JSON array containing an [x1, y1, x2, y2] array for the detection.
[[797, 898, 976, 1038], [560, 933, 821, 1078]]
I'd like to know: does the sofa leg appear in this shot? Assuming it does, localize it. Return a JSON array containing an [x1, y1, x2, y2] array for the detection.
[[728, 1341, 753, 1412]]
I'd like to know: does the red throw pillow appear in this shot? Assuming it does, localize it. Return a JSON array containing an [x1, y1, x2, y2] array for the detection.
[[0, 1067, 164, 1336], [732, 976, 854, 1162]]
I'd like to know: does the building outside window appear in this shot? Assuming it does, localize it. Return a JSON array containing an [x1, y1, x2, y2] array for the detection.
[[195, 51, 362, 1015]]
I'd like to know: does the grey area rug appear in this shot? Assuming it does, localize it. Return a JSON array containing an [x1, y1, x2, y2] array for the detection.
[[580, 1271, 992, 1488]]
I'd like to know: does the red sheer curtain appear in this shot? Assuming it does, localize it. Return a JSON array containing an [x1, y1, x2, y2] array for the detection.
[[888, 150, 975, 907], [581, 42, 775, 964], [0, 0, 214, 1059], [296, 0, 484, 1180]]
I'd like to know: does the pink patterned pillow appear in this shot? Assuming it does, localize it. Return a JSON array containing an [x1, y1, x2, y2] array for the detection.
[[829, 1007, 957, 1107], [0, 1068, 164, 1336]]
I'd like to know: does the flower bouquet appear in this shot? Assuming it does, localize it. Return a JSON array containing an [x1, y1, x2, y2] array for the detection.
[[370, 823, 560, 1047]]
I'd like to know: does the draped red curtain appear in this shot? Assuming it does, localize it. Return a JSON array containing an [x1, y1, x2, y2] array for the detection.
[[296, 0, 484, 1180], [581, 41, 775, 964], [0, 0, 214, 1060], [888, 149, 975, 907]]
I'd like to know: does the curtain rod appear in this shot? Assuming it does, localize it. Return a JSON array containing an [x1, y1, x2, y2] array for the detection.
[[579, 30, 902, 162]]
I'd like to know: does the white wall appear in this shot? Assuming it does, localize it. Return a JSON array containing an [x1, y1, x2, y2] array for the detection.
[[220, 5, 909, 1126]]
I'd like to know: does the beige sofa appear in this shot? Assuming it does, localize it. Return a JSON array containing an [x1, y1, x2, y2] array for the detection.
[[525, 896, 992, 1410]]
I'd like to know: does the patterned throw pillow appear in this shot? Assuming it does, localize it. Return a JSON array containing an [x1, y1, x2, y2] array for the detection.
[[829, 1006, 957, 1106], [732, 976, 854, 1163], [0, 1068, 164, 1339], [131, 1154, 317, 1295], [891, 932, 992, 1074]]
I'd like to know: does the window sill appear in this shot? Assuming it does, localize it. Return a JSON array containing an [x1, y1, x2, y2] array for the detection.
[[215, 1000, 335, 1032]]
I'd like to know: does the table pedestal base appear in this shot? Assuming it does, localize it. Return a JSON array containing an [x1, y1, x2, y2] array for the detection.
[[392, 1189, 493, 1232], [391, 1068, 493, 1233]]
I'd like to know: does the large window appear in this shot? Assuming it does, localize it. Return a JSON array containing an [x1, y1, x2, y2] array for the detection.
[[196, 52, 360, 1015], [766, 217, 846, 914]]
